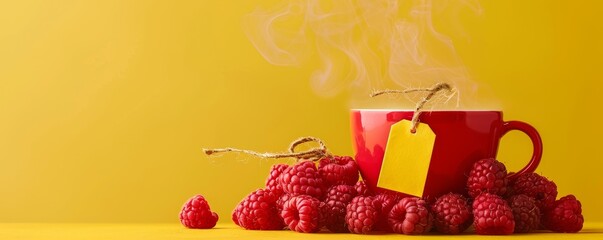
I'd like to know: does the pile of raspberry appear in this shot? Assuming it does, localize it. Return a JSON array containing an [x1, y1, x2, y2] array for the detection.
[[180, 156, 584, 235], [464, 158, 583, 234]]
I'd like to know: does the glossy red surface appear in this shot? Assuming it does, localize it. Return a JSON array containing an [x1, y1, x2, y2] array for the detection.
[[350, 110, 542, 199]]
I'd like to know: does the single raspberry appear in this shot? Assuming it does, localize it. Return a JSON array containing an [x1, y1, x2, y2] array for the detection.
[[179, 195, 219, 229], [320, 200, 348, 232], [374, 193, 401, 232], [543, 195, 583, 233], [265, 164, 289, 196], [276, 193, 293, 214], [507, 194, 540, 233], [320, 184, 357, 232], [387, 197, 433, 235], [346, 196, 378, 234], [318, 156, 359, 187], [281, 195, 321, 233], [231, 208, 239, 226], [325, 184, 357, 204], [232, 189, 285, 230], [431, 193, 472, 234], [472, 193, 515, 235], [467, 158, 508, 198], [279, 161, 325, 199], [510, 172, 558, 211], [354, 180, 373, 196]]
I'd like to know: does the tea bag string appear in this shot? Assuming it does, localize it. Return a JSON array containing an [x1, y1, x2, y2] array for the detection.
[[203, 136, 329, 161], [371, 83, 452, 133]]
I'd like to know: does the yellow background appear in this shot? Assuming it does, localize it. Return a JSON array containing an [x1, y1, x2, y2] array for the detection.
[[0, 0, 601, 225]]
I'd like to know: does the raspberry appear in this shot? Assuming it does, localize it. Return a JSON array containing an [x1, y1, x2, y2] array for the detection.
[[265, 164, 289, 196], [354, 180, 373, 196], [467, 158, 508, 198], [179, 195, 219, 229], [472, 193, 515, 235], [325, 184, 357, 204], [508, 194, 540, 233], [318, 156, 359, 187], [281, 195, 322, 233], [276, 193, 293, 214], [279, 161, 325, 199], [232, 189, 285, 230], [431, 193, 472, 234], [510, 172, 558, 211], [321, 184, 357, 232], [387, 197, 433, 235], [320, 200, 348, 232], [374, 193, 401, 232], [543, 195, 583, 233], [346, 196, 379, 234], [231, 208, 239, 226]]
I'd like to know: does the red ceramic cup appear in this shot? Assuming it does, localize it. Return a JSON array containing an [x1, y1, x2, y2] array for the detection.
[[350, 109, 542, 199]]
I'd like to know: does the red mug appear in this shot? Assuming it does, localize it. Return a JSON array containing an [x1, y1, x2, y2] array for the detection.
[[350, 109, 542, 199]]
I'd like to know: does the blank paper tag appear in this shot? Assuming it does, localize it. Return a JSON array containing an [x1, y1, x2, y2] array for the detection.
[[377, 120, 435, 197]]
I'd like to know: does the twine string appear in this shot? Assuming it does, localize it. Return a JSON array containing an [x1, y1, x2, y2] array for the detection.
[[203, 136, 329, 161], [371, 83, 452, 133]]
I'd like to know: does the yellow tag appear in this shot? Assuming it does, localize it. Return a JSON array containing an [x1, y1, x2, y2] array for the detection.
[[377, 120, 435, 197]]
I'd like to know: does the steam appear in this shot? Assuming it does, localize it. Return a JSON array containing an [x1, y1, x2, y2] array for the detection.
[[244, 0, 493, 109]]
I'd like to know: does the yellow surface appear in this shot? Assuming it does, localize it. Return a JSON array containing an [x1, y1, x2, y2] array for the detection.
[[0, 223, 602, 240], [378, 121, 435, 197], [0, 0, 602, 224]]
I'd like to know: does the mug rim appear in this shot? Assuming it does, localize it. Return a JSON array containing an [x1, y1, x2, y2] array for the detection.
[[350, 108, 503, 112]]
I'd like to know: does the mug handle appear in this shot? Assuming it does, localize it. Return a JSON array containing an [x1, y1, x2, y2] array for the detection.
[[500, 121, 543, 180]]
